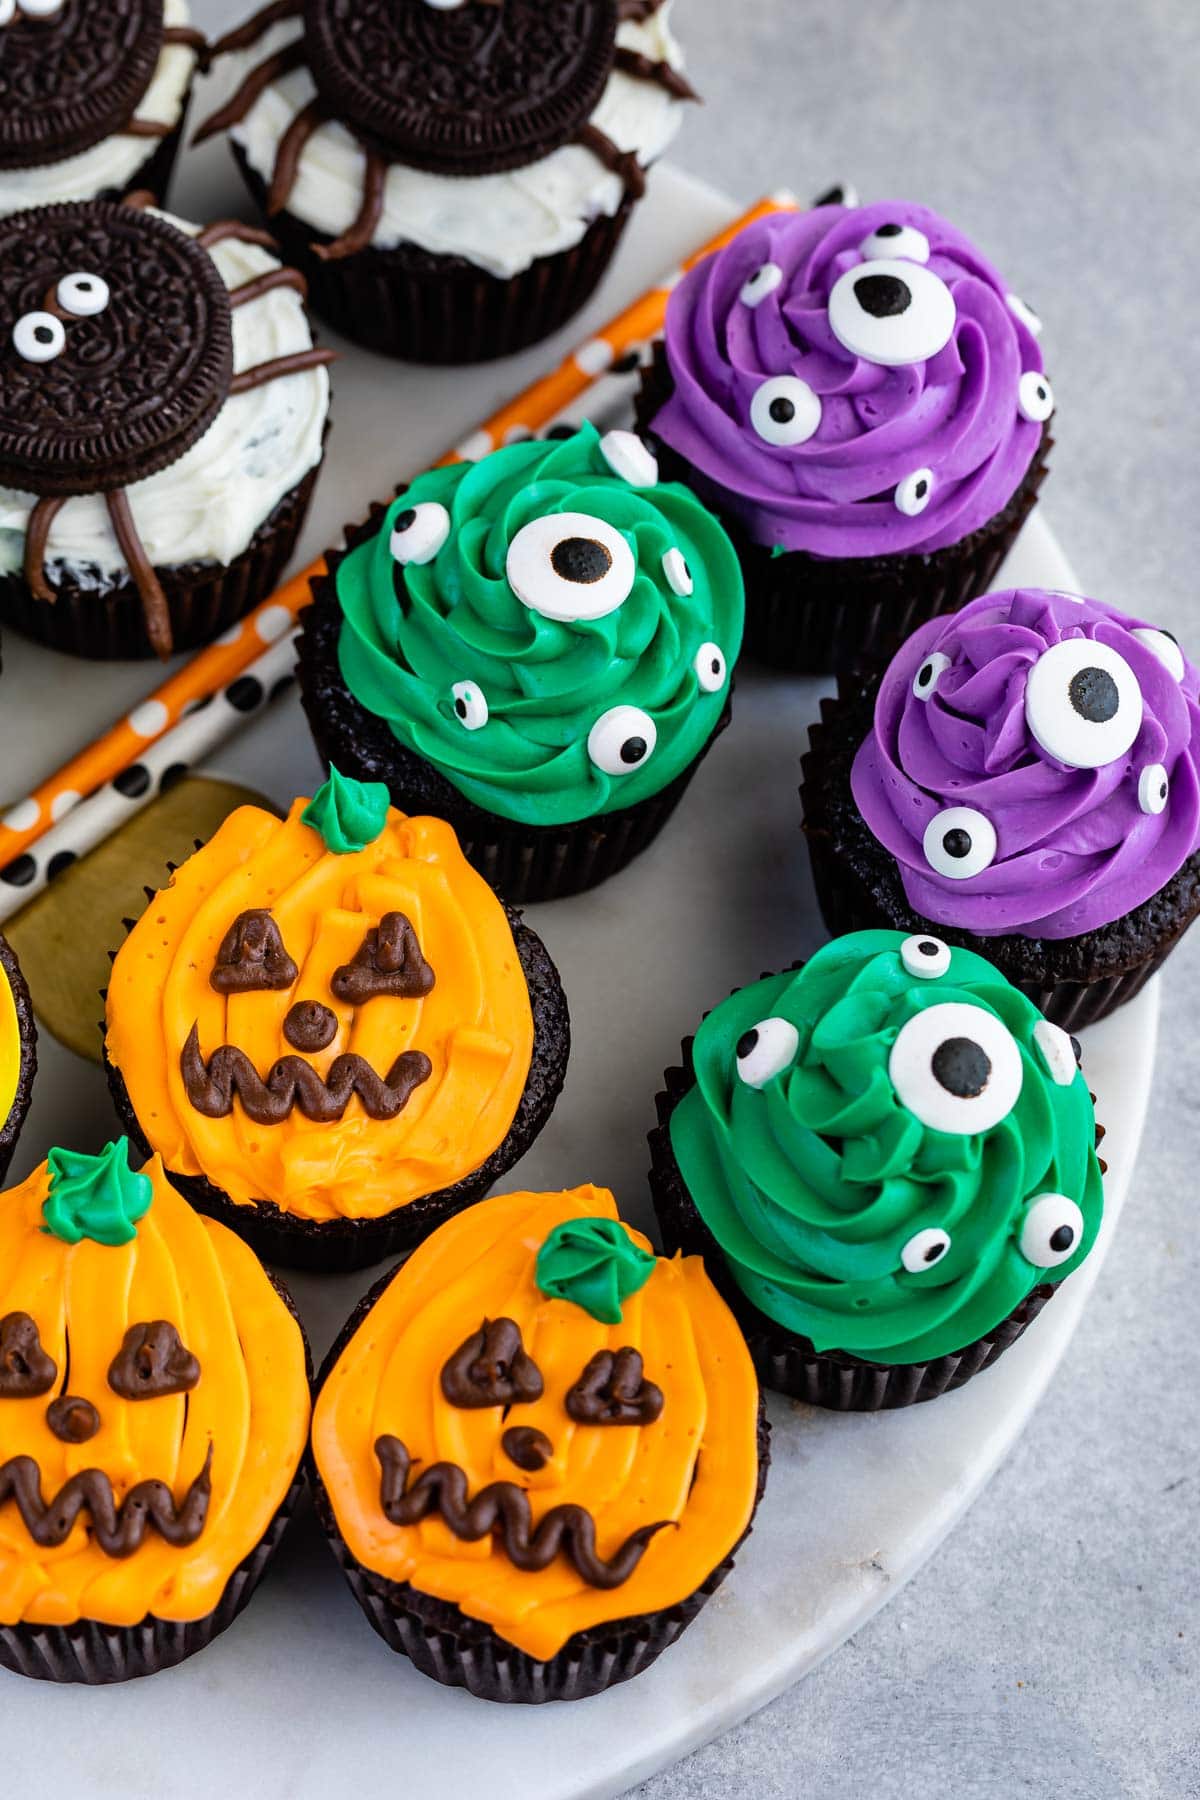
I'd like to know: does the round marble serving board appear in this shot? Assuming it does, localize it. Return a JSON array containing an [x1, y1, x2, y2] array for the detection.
[[0, 157, 1157, 1798]]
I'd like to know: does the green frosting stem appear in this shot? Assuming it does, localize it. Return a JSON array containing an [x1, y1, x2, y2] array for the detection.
[[536, 1217, 656, 1324], [301, 765, 391, 854], [43, 1140, 153, 1246], [668, 931, 1104, 1364], [334, 423, 744, 828]]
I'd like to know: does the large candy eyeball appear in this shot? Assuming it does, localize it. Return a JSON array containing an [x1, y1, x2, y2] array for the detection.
[[750, 375, 822, 446], [1033, 1019, 1078, 1087], [922, 806, 997, 880], [1017, 370, 1054, 422], [1138, 763, 1169, 815], [735, 1016, 800, 1088], [859, 222, 931, 264], [828, 258, 955, 367], [389, 501, 450, 566], [888, 1001, 1024, 1135], [912, 650, 951, 701], [587, 704, 656, 775], [900, 934, 951, 978], [451, 680, 488, 731], [1018, 1193, 1084, 1268], [56, 271, 110, 318], [661, 547, 693, 596], [895, 468, 934, 516], [740, 263, 783, 308], [900, 1226, 951, 1272], [12, 310, 64, 362], [693, 642, 727, 692], [507, 511, 635, 622], [1024, 638, 1143, 769], [1130, 626, 1185, 683]]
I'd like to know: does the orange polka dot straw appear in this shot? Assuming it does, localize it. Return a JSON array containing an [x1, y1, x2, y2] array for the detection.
[[0, 192, 797, 874]]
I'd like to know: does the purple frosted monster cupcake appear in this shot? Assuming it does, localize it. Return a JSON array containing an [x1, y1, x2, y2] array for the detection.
[[636, 199, 1053, 671], [801, 587, 1200, 1028]]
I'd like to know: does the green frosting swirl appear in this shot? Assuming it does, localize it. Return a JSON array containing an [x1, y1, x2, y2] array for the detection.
[[669, 931, 1104, 1364], [43, 1139, 153, 1247], [301, 765, 390, 854], [536, 1217, 656, 1324], [334, 424, 744, 827]]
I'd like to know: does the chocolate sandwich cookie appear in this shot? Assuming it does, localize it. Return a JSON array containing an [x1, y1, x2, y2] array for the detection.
[[0, 932, 36, 1184]]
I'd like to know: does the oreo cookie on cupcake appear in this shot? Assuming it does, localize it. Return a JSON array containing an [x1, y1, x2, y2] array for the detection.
[[649, 930, 1105, 1409], [104, 769, 569, 1272], [802, 588, 1200, 1029], [0, 196, 333, 659], [0, 931, 35, 1183], [195, 0, 695, 363], [636, 197, 1052, 671], [298, 423, 743, 901]]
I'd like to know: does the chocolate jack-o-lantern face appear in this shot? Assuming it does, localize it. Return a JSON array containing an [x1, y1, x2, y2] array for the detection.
[[105, 770, 535, 1223], [0, 1141, 309, 1630], [312, 1185, 760, 1663]]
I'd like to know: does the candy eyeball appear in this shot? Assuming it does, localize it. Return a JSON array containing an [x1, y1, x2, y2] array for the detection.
[[740, 262, 784, 308], [900, 934, 952, 978], [451, 680, 488, 731], [598, 429, 658, 488], [12, 310, 65, 362], [1138, 763, 1169, 815], [0, 0, 15, 23], [888, 1001, 1024, 1135], [922, 806, 997, 880], [895, 468, 934, 516], [1006, 292, 1043, 337], [661, 547, 693, 596], [1018, 1193, 1084, 1268], [859, 222, 931, 265], [56, 271, 110, 318], [750, 374, 822, 446], [1024, 638, 1143, 769], [900, 1226, 951, 1272], [1017, 370, 1054, 422], [735, 1016, 800, 1088], [389, 501, 450, 566], [587, 704, 657, 775], [507, 511, 635, 623], [828, 258, 956, 367], [1033, 1019, 1078, 1087], [1130, 626, 1185, 683], [912, 650, 951, 701], [693, 642, 727, 693], [15, 0, 66, 13]]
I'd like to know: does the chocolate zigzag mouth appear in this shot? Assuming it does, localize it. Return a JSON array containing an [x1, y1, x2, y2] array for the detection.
[[0, 1443, 213, 1559], [181, 1024, 432, 1124]]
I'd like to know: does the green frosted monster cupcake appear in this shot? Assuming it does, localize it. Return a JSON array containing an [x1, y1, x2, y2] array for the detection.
[[649, 928, 1105, 1409], [297, 423, 744, 901]]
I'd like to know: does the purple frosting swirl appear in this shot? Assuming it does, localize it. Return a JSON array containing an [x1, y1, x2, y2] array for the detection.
[[650, 201, 1047, 558], [851, 589, 1200, 938]]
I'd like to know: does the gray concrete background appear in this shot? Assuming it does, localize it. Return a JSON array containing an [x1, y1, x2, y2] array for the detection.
[[629, 3, 1199, 1797]]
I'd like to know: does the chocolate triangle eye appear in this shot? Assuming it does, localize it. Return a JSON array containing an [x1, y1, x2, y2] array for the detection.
[[565, 1349, 664, 1425], [440, 1318, 543, 1409], [0, 1312, 57, 1397], [210, 909, 298, 994], [331, 911, 435, 1005], [108, 1321, 201, 1400]]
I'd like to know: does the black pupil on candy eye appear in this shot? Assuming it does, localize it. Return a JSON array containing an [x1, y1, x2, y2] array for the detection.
[[620, 736, 647, 765], [551, 536, 611, 583], [876, 223, 902, 237], [917, 662, 934, 688], [34, 325, 53, 343], [394, 508, 416, 532], [915, 479, 928, 498], [1068, 666, 1119, 723], [1050, 1224, 1076, 1252], [943, 828, 973, 859], [854, 273, 911, 317], [931, 1036, 991, 1098], [769, 397, 796, 424], [918, 939, 940, 957], [736, 1028, 759, 1059], [924, 1241, 945, 1263], [455, 697, 467, 718]]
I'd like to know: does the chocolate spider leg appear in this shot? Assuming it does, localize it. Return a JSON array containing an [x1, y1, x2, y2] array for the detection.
[[197, 218, 280, 251], [121, 189, 158, 211], [124, 117, 173, 139], [574, 124, 647, 200], [266, 97, 326, 215], [613, 47, 699, 101], [312, 148, 386, 262], [617, 0, 669, 19], [229, 265, 308, 307], [192, 40, 307, 145], [162, 22, 209, 64], [209, 0, 302, 60], [229, 347, 337, 394], [104, 488, 174, 661], [24, 495, 66, 605]]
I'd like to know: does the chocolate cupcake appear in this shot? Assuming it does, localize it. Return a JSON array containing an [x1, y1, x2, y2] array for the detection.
[[0, 0, 204, 215], [635, 198, 1052, 672], [310, 1183, 767, 1702], [802, 588, 1200, 1030], [104, 769, 570, 1272], [297, 424, 743, 903], [195, 0, 695, 363], [649, 930, 1105, 1410], [0, 196, 333, 659], [0, 1140, 310, 1683], [0, 931, 35, 1183]]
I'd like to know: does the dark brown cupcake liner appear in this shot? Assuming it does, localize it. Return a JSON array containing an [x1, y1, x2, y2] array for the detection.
[[800, 679, 1200, 1031], [296, 524, 733, 904], [232, 142, 636, 364], [306, 1262, 770, 1702], [635, 343, 1053, 674], [105, 905, 570, 1273], [0, 930, 36, 1184]]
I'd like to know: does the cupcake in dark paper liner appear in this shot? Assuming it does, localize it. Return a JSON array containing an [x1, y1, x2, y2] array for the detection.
[[104, 769, 569, 1274], [0, 1140, 310, 1683], [635, 197, 1052, 672], [195, 0, 696, 364], [297, 422, 743, 903], [802, 588, 1200, 1030], [0, 195, 333, 660], [310, 1183, 767, 1702], [0, 931, 35, 1183], [0, 0, 204, 216], [648, 930, 1105, 1411]]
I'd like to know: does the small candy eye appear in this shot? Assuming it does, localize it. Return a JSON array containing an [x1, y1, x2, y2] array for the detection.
[[828, 258, 956, 367], [389, 501, 450, 566], [15, 0, 65, 13], [598, 428, 658, 487], [1138, 763, 1169, 815], [895, 468, 934, 516], [1018, 1193, 1084, 1268], [912, 650, 951, 701], [749, 374, 821, 446], [900, 1226, 951, 1272], [922, 806, 997, 880], [1033, 1019, 1077, 1087], [1006, 292, 1043, 337], [859, 222, 930, 264], [888, 1001, 1023, 1135], [1017, 370, 1054, 422], [507, 511, 635, 622], [451, 680, 488, 730], [735, 1016, 800, 1088], [1024, 638, 1143, 769], [0, 0, 16, 26], [56, 271, 109, 318], [587, 704, 656, 775], [740, 262, 783, 307], [900, 934, 951, 978], [1130, 626, 1184, 682], [693, 642, 726, 692], [661, 547, 693, 595], [12, 310, 64, 362]]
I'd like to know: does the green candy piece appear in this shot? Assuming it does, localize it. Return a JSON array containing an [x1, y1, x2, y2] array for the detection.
[[301, 765, 390, 854], [535, 1217, 656, 1325], [42, 1140, 153, 1247]]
